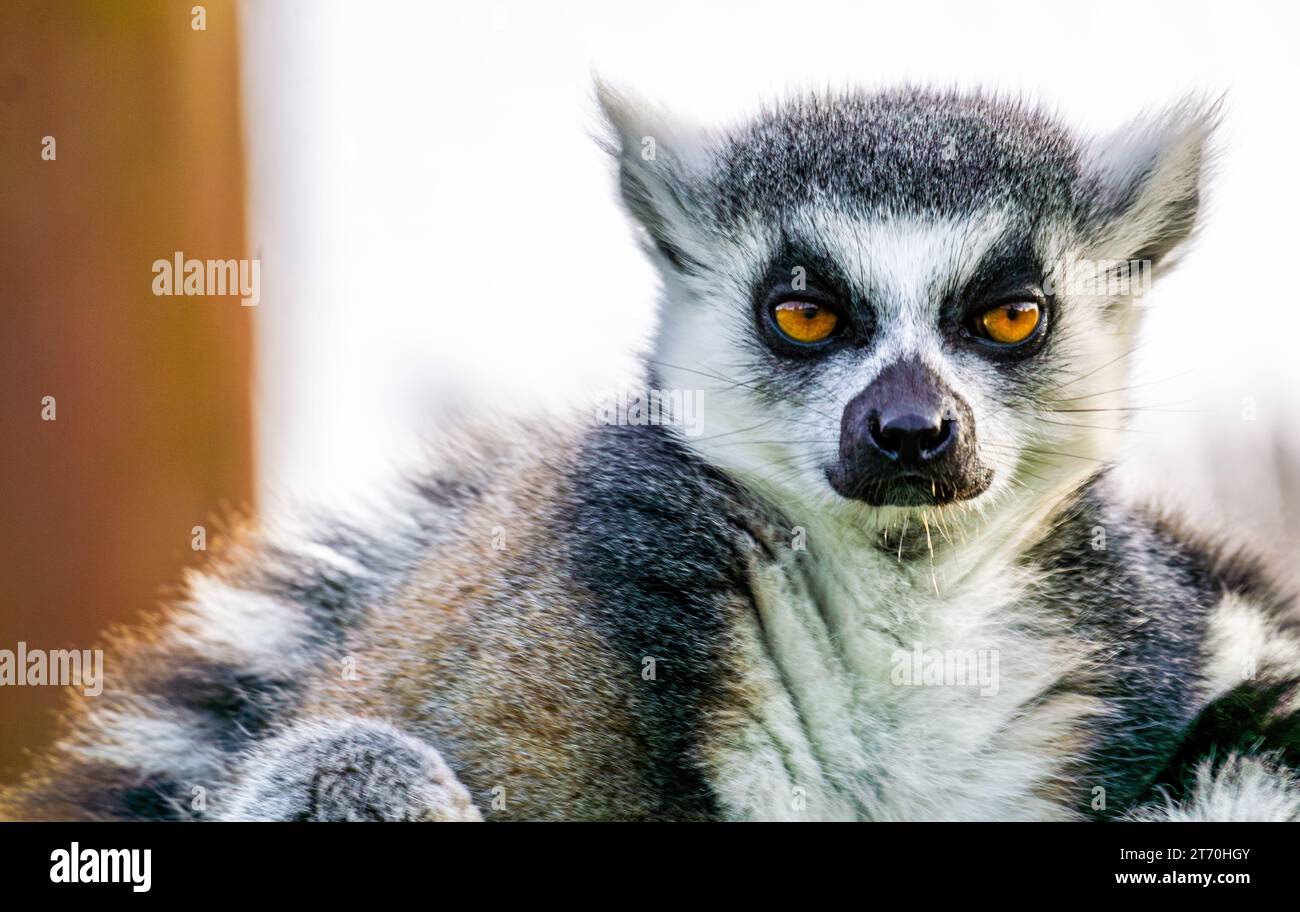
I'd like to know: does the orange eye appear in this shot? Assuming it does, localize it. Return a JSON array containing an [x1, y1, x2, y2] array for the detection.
[[978, 300, 1041, 345], [773, 301, 839, 344]]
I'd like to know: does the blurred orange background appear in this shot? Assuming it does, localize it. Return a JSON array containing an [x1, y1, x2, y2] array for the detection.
[[0, 1, 253, 779]]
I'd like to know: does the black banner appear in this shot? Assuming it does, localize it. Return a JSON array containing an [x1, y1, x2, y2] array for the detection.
[[0, 822, 1278, 898]]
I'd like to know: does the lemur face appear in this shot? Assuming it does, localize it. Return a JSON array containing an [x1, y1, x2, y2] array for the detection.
[[601, 86, 1213, 538]]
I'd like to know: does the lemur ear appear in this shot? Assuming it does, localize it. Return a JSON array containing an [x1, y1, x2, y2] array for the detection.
[[1078, 96, 1221, 268], [595, 79, 712, 273]]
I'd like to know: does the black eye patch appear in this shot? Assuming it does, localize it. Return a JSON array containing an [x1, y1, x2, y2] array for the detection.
[[750, 240, 874, 358], [948, 237, 1046, 311], [753, 239, 854, 304], [940, 235, 1053, 362]]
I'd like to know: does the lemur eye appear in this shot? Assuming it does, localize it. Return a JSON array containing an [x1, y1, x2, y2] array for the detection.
[[977, 300, 1041, 345], [773, 301, 839, 345]]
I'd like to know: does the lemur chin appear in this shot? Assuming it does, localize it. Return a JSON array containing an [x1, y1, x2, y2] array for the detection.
[[8, 84, 1300, 823]]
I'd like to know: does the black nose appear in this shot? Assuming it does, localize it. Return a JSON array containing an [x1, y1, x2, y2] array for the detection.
[[830, 357, 986, 506], [868, 410, 955, 465]]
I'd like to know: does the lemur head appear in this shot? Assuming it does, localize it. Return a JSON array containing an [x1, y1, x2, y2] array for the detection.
[[599, 84, 1216, 549]]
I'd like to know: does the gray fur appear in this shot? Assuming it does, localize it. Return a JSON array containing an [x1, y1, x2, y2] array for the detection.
[[220, 718, 480, 822]]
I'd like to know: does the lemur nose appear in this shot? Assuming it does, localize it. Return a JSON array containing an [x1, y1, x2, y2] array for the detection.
[[868, 410, 955, 465]]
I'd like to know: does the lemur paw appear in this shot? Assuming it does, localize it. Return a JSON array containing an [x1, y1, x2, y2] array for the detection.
[[221, 718, 482, 822]]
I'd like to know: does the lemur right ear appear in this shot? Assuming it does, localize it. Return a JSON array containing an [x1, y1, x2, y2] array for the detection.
[[1078, 96, 1221, 269], [595, 79, 713, 273]]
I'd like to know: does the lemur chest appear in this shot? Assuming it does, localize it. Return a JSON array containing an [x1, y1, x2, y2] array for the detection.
[[706, 550, 1098, 821]]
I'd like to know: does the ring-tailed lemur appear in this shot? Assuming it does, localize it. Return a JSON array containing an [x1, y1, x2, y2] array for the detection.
[[6, 84, 1300, 822]]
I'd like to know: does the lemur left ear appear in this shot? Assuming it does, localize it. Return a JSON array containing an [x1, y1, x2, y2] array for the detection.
[[1078, 96, 1221, 268], [595, 78, 713, 273]]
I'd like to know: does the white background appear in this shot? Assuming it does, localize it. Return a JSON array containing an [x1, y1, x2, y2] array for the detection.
[[238, 0, 1300, 556]]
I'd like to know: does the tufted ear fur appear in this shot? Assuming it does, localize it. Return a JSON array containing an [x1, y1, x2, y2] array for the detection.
[[1077, 96, 1221, 270], [595, 79, 716, 274]]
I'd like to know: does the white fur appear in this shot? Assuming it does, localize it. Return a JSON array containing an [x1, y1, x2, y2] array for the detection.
[[1126, 754, 1300, 822], [170, 574, 310, 677], [708, 505, 1103, 821], [71, 703, 224, 781], [1203, 591, 1300, 712]]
